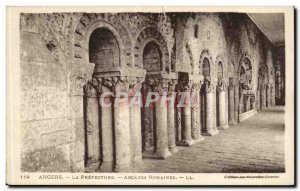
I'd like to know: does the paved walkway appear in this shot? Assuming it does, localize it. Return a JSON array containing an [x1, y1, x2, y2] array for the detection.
[[141, 106, 285, 173]]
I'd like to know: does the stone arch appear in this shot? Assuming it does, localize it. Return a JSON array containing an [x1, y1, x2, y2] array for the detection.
[[215, 54, 225, 81], [142, 41, 163, 72], [134, 27, 170, 71], [89, 28, 120, 73], [74, 13, 133, 66], [199, 49, 214, 77]]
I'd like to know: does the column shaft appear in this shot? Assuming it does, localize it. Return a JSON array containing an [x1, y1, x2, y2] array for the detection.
[[154, 95, 171, 159], [130, 94, 142, 171], [84, 95, 100, 165], [204, 82, 219, 136], [179, 91, 194, 146], [218, 91, 228, 129], [191, 85, 204, 142], [99, 95, 114, 172], [113, 96, 131, 172], [228, 86, 235, 125], [167, 92, 178, 153]]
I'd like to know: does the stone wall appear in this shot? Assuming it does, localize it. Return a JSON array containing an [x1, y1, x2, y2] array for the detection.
[[19, 12, 278, 172]]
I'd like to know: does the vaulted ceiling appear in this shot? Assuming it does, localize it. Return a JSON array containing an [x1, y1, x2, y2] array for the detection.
[[248, 13, 285, 46]]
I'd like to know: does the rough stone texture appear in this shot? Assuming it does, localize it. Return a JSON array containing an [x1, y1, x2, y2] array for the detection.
[[20, 12, 281, 172], [142, 106, 284, 173]]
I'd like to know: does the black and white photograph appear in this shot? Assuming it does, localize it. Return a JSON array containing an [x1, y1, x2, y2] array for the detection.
[[6, 6, 294, 186]]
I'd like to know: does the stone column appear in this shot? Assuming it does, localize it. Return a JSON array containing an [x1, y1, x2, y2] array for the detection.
[[234, 84, 239, 123], [99, 89, 114, 172], [266, 84, 270, 108], [129, 81, 143, 172], [191, 83, 204, 143], [217, 81, 228, 130], [243, 95, 250, 112], [178, 83, 194, 146], [167, 80, 178, 153], [152, 80, 171, 159], [83, 81, 100, 167], [250, 96, 255, 110], [203, 81, 219, 136], [175, 86, 182, 144], [68, 61, 94, 172], [256, 87, 260, 111], [141, 83, 154, 151], [113, 79, 131, 172], [260, 85, 266, 110], [228, 81, 235, 125]]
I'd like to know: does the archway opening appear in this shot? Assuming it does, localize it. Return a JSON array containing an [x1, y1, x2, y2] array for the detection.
[[202, 57, 210, 77], [89, 28, 120, 74], [142, 41, 162, 72]]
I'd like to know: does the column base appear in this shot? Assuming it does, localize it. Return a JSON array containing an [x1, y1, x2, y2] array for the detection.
[[203, 129, 219, 136], [218, 124, 229, 130], [114, 163, 132, 172], [193, 136, 205, 143], [169, 146, 179, 154], [228, 120, 236, 126], [98, 161, 113, 172], [176, 139, 195, 147], [142, 149, 172, 159], [131, 159, 143, 172]]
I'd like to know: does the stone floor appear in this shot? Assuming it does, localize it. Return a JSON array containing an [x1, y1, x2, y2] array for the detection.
[[141, 106, 285, 173]]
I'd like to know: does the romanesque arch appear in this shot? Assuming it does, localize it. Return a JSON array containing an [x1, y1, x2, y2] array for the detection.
[[134, 27, 170, 71], [199, 49, 214, 77], [215, 54, 225, 81], [89, 28, 120, 73], [74, 13, 133, 66]]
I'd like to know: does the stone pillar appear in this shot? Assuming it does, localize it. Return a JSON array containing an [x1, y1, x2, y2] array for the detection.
[[129, 82, 143, 172], [243, 95, 250, 112], [217, 81, 228, 130], [250, 96, 255, 110], [68, 61, 94, 172], [260, 85, 266, 110], [83, 82, 100, 167], [266, 84, 270, 108], [153, 83, 171, 159], [256, 87, 260, 111], [99, 89, 114, 172], [113, 81, 131, 172], [191, 83, 204, 143], [203, 81, 219, 136], [228, 81, 235, 125], [234, 84, 239, 123], [178, 83, 194, 146], [167, 80, 178, 153], [141, 83, 154, 151], [175, 86, 182, 144]]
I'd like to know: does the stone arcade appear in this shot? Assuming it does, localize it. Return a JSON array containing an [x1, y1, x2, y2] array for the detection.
[[20, 12, 285, 172]]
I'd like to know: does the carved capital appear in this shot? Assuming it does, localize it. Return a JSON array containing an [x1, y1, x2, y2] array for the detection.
[[83, 81, 98, 97], [68, 61, 95, 96], [217, 81, 228, 93], [146, 75, 169, 93], [204, 80, 215, 93], [168, 79, 178, 92]]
